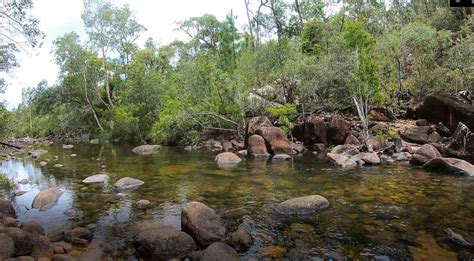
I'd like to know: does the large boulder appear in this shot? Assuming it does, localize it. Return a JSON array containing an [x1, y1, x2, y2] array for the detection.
[[361, 152, 381, 165], [367, 136, 387, 151], [64, 227, 93, 242], [32, 187, 63, 211], [30, 235, 53, 260], [445, 122, 474, 158], [247, 135, 270, 157], [255, 127, 292, 154], [228, 226, 253, 253], [409, 144, 441, 166], [0, 199, 16, 218], [114, 177, 144, 191], [181, 201, 227, 246], [327, 153, 357, 169], [0, 233, 15, 259], [215, 152, 242, 164], [401, 126, 434, 144], [246, 116, 273, 136], [303, 117, 328, 147], [201, 242, 239, 261], [134, 226, 196, 260], [132, 145, 162, 155], [82, 174, 109, 184], [276, 195, 330, 215], [413, 94, 474, 132], [423, 158, 474, 176], [331, 144, 359, 155], [328, 115, 351, 144]]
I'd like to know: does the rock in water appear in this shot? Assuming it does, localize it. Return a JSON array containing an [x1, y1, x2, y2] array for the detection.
[[132, 145, 162, 155], [0, 199, 16, 218], [201, 242, 239, 261], [303, 117, 328, 147], [215, 152, 242, 164], [181, 201, 227, 246], [114, 177, 144, 190], [272, 154, 291, 161], [423, 157, 474, 176], [62, 144, 74, 149], [276, 195, 330, 215], [21, 220, 45, 236], [229, 226, 253, 252], [255, 127, 293, 154], [445, 228, 473, 248], [0, 233, 15, 259], [29, 150, 48, 158], [89, 139, 100, 145], [134, 226, 196, 260], [247, 135, 270, 157], [82, 174, 109, 184], [327, 153, 357, 169], [32, 187, 63, 211], [136, 199, 152, 210]]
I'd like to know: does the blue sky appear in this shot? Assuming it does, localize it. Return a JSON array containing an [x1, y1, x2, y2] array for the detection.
[[2, 0, 248, 109]]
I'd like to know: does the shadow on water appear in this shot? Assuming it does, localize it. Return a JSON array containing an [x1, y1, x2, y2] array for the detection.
[[0, 143, 473, 259]]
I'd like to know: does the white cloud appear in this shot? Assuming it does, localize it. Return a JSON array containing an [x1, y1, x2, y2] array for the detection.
[[2, 0, 247, 109]]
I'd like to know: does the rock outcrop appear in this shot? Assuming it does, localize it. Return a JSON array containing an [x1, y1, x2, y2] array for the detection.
[[423, 157, 474, 176]]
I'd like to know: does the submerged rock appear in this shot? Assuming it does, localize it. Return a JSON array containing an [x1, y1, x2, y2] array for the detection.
[[32, 187, 63, 211], [327, 153, 357, 169], [276, 195, 330, 215], [89, 139, 100, 145], [53, 164, 63, 168], [260, 246, 287, 258], [134, 226, 195, 260], [136, 199, 152, 210], [272, 154, 291, 161], [64, 227, 93, 242], [215, 152, 242, 164], [21, 221, 45, 236], [29, 150, 48, 158], [114, 177, 144, 190], [423, 157, 474, 176], [62, 144, 74, 149], [228, 226, 253, 253], [181, 201, 227, 246], [201, 242, 239, 261], [132, 144, 162, 155], [39, 161, 47, 166], [445, 228, 473, 248], [82, 174, 109, 184]]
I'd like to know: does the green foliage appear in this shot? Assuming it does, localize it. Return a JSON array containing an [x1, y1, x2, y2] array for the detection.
[[374, 128, 400, 141], [9, 0, 473, 146], [267, 104, 297, 133]]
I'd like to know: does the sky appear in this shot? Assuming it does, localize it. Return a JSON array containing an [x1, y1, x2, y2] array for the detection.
[[2, 0, 248, 109]]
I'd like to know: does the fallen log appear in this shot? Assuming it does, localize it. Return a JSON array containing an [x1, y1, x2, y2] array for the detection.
[[0, 142, 22, 149]]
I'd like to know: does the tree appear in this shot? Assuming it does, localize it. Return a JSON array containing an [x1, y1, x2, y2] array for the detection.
[[342, 21, 381, 151], [0, 0, 44, 90]]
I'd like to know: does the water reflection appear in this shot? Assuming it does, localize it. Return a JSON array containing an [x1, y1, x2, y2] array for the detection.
[[0, 143, 472, 259]]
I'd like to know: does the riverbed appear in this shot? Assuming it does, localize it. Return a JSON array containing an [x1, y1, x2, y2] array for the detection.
[[0, 143, 473, 260]]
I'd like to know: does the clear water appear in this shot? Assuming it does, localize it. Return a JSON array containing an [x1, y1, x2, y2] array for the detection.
[[0, 143, 473, 260]]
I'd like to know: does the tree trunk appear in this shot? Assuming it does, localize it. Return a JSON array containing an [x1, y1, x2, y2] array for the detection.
[[244, 0, 255, 52], [82, 71, 104, 132], [294, 0, 304, 31], [101, 48, 114, 107]]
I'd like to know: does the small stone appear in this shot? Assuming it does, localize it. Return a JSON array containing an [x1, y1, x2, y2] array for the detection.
[[19, 179, 29, 184], [136, 200, 152, 210], [272, 154, 291, 161], [40, 161, 47, 166], [114, 177, 144, 190], [70, 154, 77, 157], [89, 139, 100, 145], [53, 164, 63, 168], [62, 144, 74, 149], [52, 245, 65, 254]]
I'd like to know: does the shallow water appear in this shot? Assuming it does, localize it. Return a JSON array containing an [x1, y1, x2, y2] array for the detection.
[[1, 143, 473, 260]]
